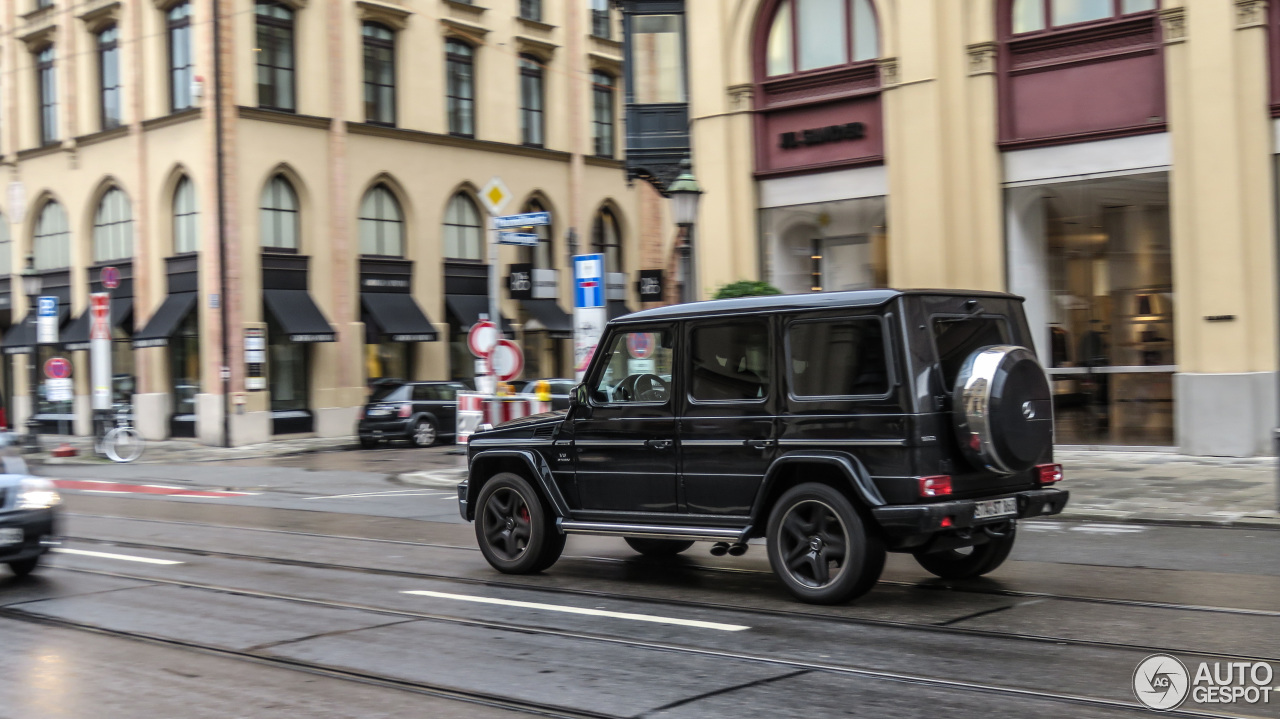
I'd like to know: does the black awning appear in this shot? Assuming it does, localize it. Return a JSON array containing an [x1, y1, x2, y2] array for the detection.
[[64, 297, 134, 351], [133, 292, 198, 349], [362, 292, 439, 343], [2, 303, 72, 355], [521, 299, 573, 339], [607, 300, 634, 320], [445, 294, 514, 337], [264, 289, 336, 343]]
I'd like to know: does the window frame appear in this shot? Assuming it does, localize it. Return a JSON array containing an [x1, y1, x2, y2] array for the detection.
[[362, 22, 396, 126], [443, 192, 483, 261], [686, 318, 774, 406], [260, 175, 300, 253], [33, 201, 70, 271], [1008, 0, 1160, 36], [586, 325, 677, 407], [762, 0, 880, 79], [591, 206, 623, 275], [591, 71, 615, 158], [591, 0, 612, 39], [783, 314, 895, 402], [98, 26, 121, 130], [92, 187, 134, 263], [167, 1, 194, 112], [358, 184, 404, 258], [36, 45, 57, 146], [255, 1, 296, 112], [519, 0, 541, 22], [446, 39, 476, 137], [519, 54, 545, 147], [172, 176, 199, 255]]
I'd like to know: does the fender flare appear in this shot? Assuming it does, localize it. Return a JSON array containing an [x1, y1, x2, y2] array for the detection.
[[467, 449, 571, 520], [749, 451, 886, 528]]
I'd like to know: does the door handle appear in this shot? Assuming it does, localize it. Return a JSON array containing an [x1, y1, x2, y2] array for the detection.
[[646, 439, 673, 450], [745, 439, 777, 450]]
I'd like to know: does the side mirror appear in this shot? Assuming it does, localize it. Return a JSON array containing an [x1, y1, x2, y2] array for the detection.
[[570, 384, 591, 419]]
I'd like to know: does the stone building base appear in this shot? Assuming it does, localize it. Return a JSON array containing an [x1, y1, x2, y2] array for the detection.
[[1176, 372, 1278, 457]]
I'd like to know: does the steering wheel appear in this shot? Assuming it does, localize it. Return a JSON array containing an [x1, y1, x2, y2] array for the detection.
[[632, 374, 669, 402]]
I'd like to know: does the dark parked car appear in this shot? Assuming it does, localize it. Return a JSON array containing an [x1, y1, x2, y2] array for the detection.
[[459, 289, 1068, 604], [0, 438, 60, 578], [517, 378, 576, 411], [357, 381, 470, 448]]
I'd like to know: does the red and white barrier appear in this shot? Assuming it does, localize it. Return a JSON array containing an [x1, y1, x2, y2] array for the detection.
[[456, 392, 553, 445]]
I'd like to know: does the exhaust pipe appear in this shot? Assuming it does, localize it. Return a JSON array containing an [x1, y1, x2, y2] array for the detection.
[[727, 543, 748, 556], [709, 542, 730, 556]]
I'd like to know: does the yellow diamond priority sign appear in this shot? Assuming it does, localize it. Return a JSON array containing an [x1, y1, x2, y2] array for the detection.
[[479, 177, 511, 217]]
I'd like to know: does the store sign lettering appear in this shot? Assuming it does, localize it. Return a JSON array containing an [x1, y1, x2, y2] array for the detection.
[[362, 277, 410, 289], [780, 122, 866, 149]]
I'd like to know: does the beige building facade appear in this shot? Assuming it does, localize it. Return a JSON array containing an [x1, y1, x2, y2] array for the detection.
[[0, 0, 658, 445], [669, 0, 1277, 456]]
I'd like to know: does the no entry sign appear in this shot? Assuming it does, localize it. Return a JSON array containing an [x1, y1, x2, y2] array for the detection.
[[101, 266, 120, 289], [490, 339, 524, 382], [467, 320, 499, 358], [44, 357, 71, 380]]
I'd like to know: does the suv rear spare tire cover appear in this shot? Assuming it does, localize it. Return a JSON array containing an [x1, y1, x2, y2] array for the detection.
[[952, 345, 1053, 474]]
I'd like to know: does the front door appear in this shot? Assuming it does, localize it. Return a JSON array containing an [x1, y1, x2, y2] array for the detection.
[[572, 325, 679, 515]]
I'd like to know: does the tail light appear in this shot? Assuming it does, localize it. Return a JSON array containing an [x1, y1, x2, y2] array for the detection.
[[918, 475, 952, 498], [1036, 463, 1063, 486], [398, 404, 412, 419]]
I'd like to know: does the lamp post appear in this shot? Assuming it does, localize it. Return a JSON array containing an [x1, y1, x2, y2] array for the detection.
[[19, 255, 41, 451], [668, 159, 703, 304]]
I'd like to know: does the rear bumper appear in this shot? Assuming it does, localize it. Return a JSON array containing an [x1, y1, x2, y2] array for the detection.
[[0, 508, 59, 564], [871, 488, 1068, 536], [358, 419, 412, 439]]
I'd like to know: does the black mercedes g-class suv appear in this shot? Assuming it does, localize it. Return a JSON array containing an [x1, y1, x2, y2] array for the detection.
[[459, 290, 1068, 604]]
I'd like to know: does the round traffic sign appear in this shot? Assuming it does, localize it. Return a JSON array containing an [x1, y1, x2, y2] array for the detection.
[[44, 357, 71, 380], [467, 320, 499, 358], [101, 266, 120, 290], [626, 332, 656, 359], [489, 339, 525, 382]]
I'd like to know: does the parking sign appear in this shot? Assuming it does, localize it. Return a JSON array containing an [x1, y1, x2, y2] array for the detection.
[[573, 254, 605, 309], [37, 296, 58, 344]]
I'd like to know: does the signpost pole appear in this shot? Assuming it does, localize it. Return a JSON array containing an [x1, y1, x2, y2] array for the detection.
[[90, 292, 113, 444]]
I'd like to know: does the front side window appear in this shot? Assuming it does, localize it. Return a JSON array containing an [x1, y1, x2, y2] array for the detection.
[[690, 321, 772, 402], [520, 55, 544, 147], [168, 2, 194, 111], [591, 71, 615, 157], [591, 329, 674, 403], [33, 201, 70, 270], [363, 23, 395, 125], [260, 175, 299, 251], [592, 206, 622, 274], [37, 46, 57, 145], [443, 193, 482, 260], [173, 177, 199, 254], [788, 318, 888, 397], [1013, 0, 1158, 34], [358, 184, 403, 257], [764, 0, 878, 77], [93, 187, 134, 262], [99, 27, 121, 129], [446, 40, 475, 136], [632, 14, 686, 103], [931, 317, 1011, 387], [256, 1, 295, 111]]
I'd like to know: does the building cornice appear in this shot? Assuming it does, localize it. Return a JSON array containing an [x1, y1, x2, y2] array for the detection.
[[585, 155, 624, 169], [357, 0, 412, 30], [440, 16, 489, 39], [237, 106, 331, 129], [348, 122, 572, 162], [1237, 0, 1267, 29], [75, 125, 130, 148], [77, 0, 121, 33], [514, 34, 558, 58], [1158, 7, 1186, 44], [141, 107, 202, 132]]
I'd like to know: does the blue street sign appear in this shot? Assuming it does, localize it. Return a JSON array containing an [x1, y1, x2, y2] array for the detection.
[[37, 296, 57, 317], [492, 212, 551, 229], [573, 254, 605, 309], [497, 232, 541, 246]]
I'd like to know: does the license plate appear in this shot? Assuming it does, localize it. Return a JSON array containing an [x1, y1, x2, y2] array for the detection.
[[369, 409, 389, 417], [0, 528, 23, 547], [974, 498, 1017, 520]]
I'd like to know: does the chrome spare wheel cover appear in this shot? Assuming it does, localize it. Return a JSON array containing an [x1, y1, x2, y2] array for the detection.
[[952, 345, 1054, 475]]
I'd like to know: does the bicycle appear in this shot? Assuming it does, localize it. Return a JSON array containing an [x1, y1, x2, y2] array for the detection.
[[97, 405, 145, 463]]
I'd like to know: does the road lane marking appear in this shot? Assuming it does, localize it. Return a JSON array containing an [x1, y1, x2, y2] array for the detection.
[[51, 479, 258, 498], [1069, 523, 1146, 534], [402, 589, 750, 632], [53, 548, 184, 565], [305, 489, 448, 500]]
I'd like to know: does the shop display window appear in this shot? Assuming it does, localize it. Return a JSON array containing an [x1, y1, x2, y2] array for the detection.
[[759, 196, 887, 295]]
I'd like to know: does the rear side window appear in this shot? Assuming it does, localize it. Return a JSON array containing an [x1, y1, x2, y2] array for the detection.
[[932, 317, 1011, 386], [788, 319, 889, 397], [412, 385, 434, 401], [437, 385, 462, 401], [690, 321, 771, 402], [373, 385, 410, 403]]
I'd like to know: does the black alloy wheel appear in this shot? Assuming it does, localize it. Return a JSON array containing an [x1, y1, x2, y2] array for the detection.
[[624, 537, 695, 557], [7, 557, 40, 578], [766, 483, 885, 605], [913, 522, 1018, 579], [475, 472, 565, 574], [412, 418, 438, 447]]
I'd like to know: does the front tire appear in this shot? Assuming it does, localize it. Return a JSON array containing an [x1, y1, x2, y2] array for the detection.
[[7, 556, 40, 578], [624, 537, 694, 557], [475, 473, 564, 574], [766, 483, 885, 605], [913, 522, 1017, 579]]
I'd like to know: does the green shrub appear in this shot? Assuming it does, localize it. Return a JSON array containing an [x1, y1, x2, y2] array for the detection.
[[712, 280, 783, 299]]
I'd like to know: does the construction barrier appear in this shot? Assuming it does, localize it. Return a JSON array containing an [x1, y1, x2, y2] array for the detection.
[[456, 392, 553, 445]]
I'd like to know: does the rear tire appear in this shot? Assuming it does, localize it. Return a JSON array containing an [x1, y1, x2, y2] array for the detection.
[[913, 522, 1017, 579], [766, 483, 885, 605], [624, 537, 694, 557], [7, 556, 40, 578], [411, 418, 438, 448], [475, 473, 563, 574]]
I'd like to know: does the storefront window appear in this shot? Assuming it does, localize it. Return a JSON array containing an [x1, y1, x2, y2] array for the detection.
[[759, 196, 888, 294], [35, 346, 73, 420], [364, 338, 410, 385], [267, 315, 308, 411], [1008, 172, 1173, 446], [449, 324, 473, 382], [171, 312, 199, 421], [112, 326, 135, 408]]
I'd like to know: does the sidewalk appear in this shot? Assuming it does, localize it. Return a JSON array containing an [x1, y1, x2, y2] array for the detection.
[[29, 434, 359, 465]]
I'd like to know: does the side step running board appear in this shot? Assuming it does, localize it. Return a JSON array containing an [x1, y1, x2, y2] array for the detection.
[[558, 520, 747, 543]]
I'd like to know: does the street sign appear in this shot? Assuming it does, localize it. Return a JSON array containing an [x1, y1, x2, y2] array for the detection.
[[573, 254, 608, 381], [90, 293, 112, 410], [478, 177, 511, 216], [245, 328, 266, 391], [37, 296, 58, 344], [467, 320, 499, 358], [638, 269, 665, 300], [490, 339, 525, 382], [90, 293, 110, 341], [573, 254, 605, 309], [497, 232, 541, 247], [101, 266, 120, 289], [627, 332, 656, 359], [44, 357, 71, 379], [492, 212, 551, 229], [46, 378, 72, 402], [508, 264, 533, 300]]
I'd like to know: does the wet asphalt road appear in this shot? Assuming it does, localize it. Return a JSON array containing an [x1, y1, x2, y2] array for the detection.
[[2, 446, 1280, 719]]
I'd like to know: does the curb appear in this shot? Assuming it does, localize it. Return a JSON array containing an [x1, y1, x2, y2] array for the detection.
[[1048, 511, 1280, 531]]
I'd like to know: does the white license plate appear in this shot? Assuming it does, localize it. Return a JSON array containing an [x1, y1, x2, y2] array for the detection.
[[0, 528, 23, 547], [369, 409, 389, 417], [974, 498, 1017, 520]]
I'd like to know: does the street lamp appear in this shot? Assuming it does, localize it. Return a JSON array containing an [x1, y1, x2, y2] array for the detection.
[[19, 254, 41, 451], [668, 159, 702, 304]]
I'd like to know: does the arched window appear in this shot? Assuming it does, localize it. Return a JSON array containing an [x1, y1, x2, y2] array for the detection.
[[256, 1, 295, 112], [363, 22, 396, 125], [1011, 0, 1156, 34], [443, 193, 482, 260], [359, 184, 403, 257], [446, 40, 475, 137], [522, 199, 552, 269], [33, 201, 70, 270], [591, 71, 615, 158], [260, 175, 299, 251], [93, 187, 134, 262], [168, 1, 194, 111], [519, 55, 544, 147], [765, 0, 878, 77], [592, 206, 622, 274], [173, 177, 199, 254]]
